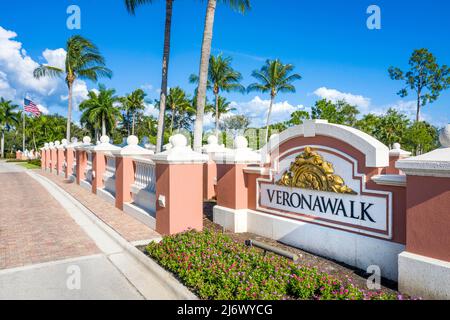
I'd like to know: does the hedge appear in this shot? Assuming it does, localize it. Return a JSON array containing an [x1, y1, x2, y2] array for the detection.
[[146, 230, 400, 300]]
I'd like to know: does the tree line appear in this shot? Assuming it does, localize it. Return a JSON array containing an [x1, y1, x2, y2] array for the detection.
[[1, 0, 449, 158]]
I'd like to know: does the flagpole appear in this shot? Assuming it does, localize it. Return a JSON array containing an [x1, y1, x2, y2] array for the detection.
[[23, 97, 26, 152]]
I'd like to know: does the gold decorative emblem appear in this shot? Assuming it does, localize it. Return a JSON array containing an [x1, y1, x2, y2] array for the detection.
[[277, 147, 357, 195]]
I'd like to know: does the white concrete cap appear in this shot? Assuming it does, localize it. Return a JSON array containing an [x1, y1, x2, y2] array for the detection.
[[44, 143, 49, 150], [49, 142, 55, 149], [66, 137, 80, 148], [389, 143, 412, 157], [152, 134, 208, 164], [396, 127, 450, 178], [75, 136, 93, 150], [114, 135, 154, 156], [93, 135, 122, 152], [213, 136, 261, 164], [202, 135, 227, 154], [259, 119, 389, 168]]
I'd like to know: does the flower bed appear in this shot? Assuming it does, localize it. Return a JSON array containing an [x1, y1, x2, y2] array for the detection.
[[146, 230, 400, 300]]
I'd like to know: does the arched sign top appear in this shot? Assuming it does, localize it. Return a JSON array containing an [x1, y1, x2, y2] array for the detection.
[[260, 120, 389, 168]]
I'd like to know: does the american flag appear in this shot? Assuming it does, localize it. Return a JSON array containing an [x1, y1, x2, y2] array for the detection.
[[24, 98, 41, 116]]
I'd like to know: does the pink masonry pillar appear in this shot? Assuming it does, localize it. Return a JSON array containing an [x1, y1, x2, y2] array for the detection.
[[16, 150, 21, 160], [115, 156, 135, 210], [75, 137, 92, 184], [92, 151, 106, 194], [396, 126, 450, 299], [202, 136, 226, 201], [113, 136, 152, 210], [385, 143, 411, 175], [56, 141, 65, 176], [65, 147, 74, 179], [93, 136, 121, 195], [40, 147, 46, 170], [49, 142, 56, 173], [213, 136, 261, 233], [153, 134, 208, 236]]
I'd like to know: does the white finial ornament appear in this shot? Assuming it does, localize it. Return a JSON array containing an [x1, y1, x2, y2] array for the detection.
[[61, 139, 68, 146], [100, 135, 110, 144], [83, 136, 91, 144], [171, 134, 188, 148], [234, 136, 248, 149], [207, 135, 218, 145], [127, 135, 139, 146], [54, 141, 60, 146], [439, 124, 450, 148]]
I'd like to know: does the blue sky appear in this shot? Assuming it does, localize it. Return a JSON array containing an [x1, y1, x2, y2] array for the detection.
[[0, 0, 449, 128]]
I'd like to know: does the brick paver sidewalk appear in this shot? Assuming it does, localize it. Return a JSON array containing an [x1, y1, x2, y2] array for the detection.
[[38, 171, 160, 243], [0, 172, 99, 269]]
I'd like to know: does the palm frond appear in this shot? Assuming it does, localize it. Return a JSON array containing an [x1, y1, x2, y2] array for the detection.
[[33, 65, 64, 79], [125, 0, 154, 15]]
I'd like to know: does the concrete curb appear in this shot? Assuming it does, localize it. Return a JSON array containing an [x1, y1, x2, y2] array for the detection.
[[29, 171, 198, 300]]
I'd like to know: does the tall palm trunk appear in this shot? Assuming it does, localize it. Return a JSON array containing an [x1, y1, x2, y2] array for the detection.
[[264, 96, 275, 144], [416, 92, 421, 122], [214, 92, 220, 138], [193, 0, 217, 151], [1, 130, 4, 158], [132, 112, 135, 136], [170, 107, 175, 134], [156, 0, 173, 152], [102, 114, 106, 137], [67, 82, 73, 141]]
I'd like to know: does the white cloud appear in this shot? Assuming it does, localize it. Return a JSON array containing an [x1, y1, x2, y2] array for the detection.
[[144, 102, 160, 118], [0, 25, 94, 117], [37, 104, 49, 115], [0, 71, 16, 100], [313, 87, 371, 110], [60, 80, 90, 111], [229, 96, 306, 127], [140, 83, 153, 92], [0, 26, 62, 96]]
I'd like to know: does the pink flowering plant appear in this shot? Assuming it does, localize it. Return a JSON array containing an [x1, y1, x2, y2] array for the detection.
[[145, 230, 399, 300]]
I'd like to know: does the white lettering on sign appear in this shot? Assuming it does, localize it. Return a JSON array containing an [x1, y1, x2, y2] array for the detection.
[[260, 183, 390, 237]]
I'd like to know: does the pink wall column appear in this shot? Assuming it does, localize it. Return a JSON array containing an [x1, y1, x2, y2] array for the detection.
[[92, 151, 106, 194], [385, 143, 411, 175], [152, 134, 208, 235], [216, 163, 250, 210], [76, 149, 87, 185], [16, 151, 21, 160], [50, 147, 57, 173], [65, 147, 74, 178], [40, 148, 46, 170], [203, 160, 217, 200], [155, 163, 205, 236], [115, 156, 135, 210], [56, 147, 65, 176]]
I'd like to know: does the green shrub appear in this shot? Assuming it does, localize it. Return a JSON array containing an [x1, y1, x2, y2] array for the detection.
[[146, 230, 399, 300], [28, 159, 41, 167]]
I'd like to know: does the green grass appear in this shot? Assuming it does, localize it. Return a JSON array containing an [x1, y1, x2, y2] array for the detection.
[[17, 162, 40, 170]]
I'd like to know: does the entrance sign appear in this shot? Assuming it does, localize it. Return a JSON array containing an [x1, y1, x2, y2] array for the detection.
[[257, 147, 392, 239]]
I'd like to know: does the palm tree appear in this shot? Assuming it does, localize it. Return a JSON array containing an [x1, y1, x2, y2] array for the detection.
[[125, 0, 173, 152], [33, 35, 112, 141], [190, 54, 244, 137], [206, 96, 236, 129], [0, 98, 19, 157], [248, 59, 302, 143], [121, 89, 146, 135], [193, 0, 251, 151], [166, 87, 192, 134], [79, 85, 122, 138]]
